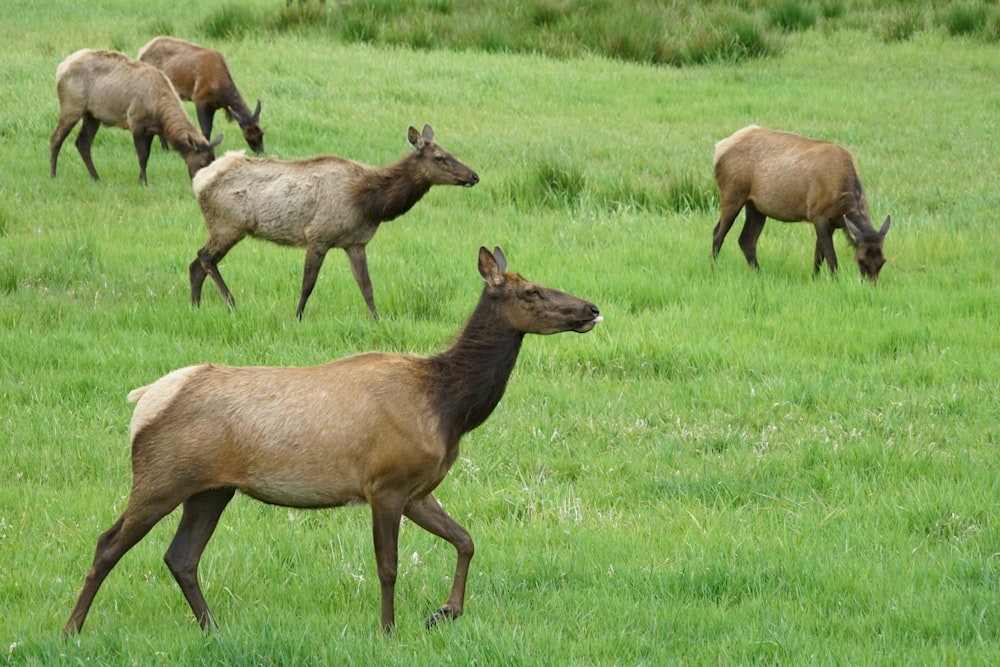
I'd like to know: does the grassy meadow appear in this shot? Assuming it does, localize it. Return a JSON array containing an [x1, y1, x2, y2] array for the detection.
[[3, 1, 1000, 664]]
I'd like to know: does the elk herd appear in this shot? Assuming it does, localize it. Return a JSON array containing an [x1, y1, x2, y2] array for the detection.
[[51, 36, 889, 635]]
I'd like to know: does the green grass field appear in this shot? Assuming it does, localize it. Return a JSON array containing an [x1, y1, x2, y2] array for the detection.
[[3, 1, 999, 664]]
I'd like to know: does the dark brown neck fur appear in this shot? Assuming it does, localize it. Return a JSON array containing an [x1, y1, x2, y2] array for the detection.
[[425, 289, 525, 448], [839, 172, 873, 243], [217, 76, 253, 124], [352, 154, 433, 223]]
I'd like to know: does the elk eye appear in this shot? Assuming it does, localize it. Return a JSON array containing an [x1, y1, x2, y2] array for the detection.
[[525, 288, 540, 298], [434, 154, 446, 162]]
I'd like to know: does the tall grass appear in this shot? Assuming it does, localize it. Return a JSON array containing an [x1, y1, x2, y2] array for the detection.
[[3, 1, 1000, 664]]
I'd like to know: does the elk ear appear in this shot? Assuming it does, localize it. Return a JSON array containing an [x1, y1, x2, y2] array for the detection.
[[478, 246, 506, 287], [252, 100, 262, 122], [408, 125, 425, 151], [202, 134, 222, 151], [843, 215, 862, 243], [879, 215, 891, 237], [421, 124, 434, 142], [492, 246, 507, 273]]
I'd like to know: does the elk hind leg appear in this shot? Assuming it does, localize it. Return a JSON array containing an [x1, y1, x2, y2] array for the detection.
[[164, 487, 236, 631], [404, 494, 474, 629], [345, 245, 378, 321], [50, 114, 82, 178], [737, 203, 766, 270], [63, 498, 179, 635], [74, 113, 102, 181], [296, 246, 329, 319], [192, 235, 241, 308], [370, 495, 405, 632], [712, 191, 749, 262]]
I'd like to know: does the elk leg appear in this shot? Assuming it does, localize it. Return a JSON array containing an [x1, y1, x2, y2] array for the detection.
[[63, 499, 179, 635], [404, 494, 475, 629], [193, 242, 239, 308], [189, 257, 209, 306], [50, 115, 81, 178], [737, 203, 766, 270], [196, 104, 216, 143], [345, 245, 379, 321], [711, 195, 747, 262], [296, 246, 329, 319], [164, 487, 236, 631], [370, 497, 405, 632], [133, 130, 155, 186], [75, 113, 102, 181], [814, 223, 839, 276]]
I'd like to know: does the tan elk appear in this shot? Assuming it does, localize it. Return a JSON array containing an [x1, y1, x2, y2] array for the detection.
[[138, 36, 264, 154], [711, 125, 891, 282], [50, 49, 223, 185], [190, 124, 479, 319], [62, 246, 602, 635]]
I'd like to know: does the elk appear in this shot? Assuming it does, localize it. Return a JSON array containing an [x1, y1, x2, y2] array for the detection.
[[190, 124, 479, 320], [50, 49, 223, 185], [138, 36, 264, 154], [62, 246, 601, 635], [711, 125, 891, 282]]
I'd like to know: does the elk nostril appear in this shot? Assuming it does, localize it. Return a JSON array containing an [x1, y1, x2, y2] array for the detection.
[[590, 305, 600, 317]]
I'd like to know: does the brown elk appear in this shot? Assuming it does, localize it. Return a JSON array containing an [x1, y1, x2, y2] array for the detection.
[[62, 246, 602, 635], [711, 125, 891, 282], [50, 49, 223, 185], [190, 124, 479, 320], [138, 36, 264, 154]]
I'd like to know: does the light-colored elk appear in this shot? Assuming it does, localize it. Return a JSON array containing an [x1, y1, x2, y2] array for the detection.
[[138, 36, 264, 154], [711, 125, 891, 282], [49, 49, 223, 185], [190, 124, 479, 319], [62, 246, 602, 634]]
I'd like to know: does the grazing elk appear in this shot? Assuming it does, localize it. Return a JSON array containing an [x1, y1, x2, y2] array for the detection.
[[62, 246, 602, 635], [190, 124, 479, 320], [138, 36, 264, 154], [711, 125, 891, 282], [50, 49, 223, 185]]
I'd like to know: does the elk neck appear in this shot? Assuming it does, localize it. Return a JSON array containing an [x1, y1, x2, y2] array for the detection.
[[353, 154, 433, 223], [839, 172, 874, 241], [424, 292, 525, 447], [160, 96, 203, 154]]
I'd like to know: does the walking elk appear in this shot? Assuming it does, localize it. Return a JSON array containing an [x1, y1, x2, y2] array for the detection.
[[189, 124, 479, 319], [61, 246, 601, 634]]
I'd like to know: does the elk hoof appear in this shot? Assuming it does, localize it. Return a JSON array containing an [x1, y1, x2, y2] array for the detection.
[[425, 606, 459, 629]]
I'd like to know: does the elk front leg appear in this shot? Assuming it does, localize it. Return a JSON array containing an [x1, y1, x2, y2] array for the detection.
[[132, 130, 155, 186], [813, 223, 839, 276], [195, 104, 216, 143], [404, 494, 475, 629]]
